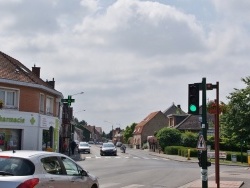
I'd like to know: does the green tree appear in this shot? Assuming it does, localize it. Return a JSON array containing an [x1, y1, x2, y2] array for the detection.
[[123, 123, 137, 143], [220, 76, 250, 147], [156, 127, 182, 149]]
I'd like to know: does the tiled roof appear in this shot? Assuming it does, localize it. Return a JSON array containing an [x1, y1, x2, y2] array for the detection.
[[0, 51, 53, 89], [163, 103, 187, 116], [133, 111, 160, 134]]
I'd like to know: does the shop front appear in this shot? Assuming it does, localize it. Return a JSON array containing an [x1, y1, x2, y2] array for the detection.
[[0, 110, 60, 152]]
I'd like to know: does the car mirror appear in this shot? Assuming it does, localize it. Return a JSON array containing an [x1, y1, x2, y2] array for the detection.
[[80, 170, 88, 176]]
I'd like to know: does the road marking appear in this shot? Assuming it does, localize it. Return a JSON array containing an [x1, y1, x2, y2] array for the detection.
[[121, 184, 145, 188], [133, 157, 139, 159], [101, 183, 120, 188]]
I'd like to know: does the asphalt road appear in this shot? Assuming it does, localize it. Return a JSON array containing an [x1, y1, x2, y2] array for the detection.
[[76, 144, 249, 188]]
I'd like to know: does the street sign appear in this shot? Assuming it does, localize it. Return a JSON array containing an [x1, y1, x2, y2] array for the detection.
[[197, 135, 206, 150]]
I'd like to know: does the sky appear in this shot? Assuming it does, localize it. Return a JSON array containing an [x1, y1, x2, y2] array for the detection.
[[1, 0, 250, 133]]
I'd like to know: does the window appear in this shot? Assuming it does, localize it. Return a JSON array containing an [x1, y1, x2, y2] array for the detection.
[[61, 157, 82, 176], [41, 157, 63, 175], [40, 94, 45, 113], [0, 88, 18, 109], [46, 96, 54, 115], [0, 157, 35, 176]]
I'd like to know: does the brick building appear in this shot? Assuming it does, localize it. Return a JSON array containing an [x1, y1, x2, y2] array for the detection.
[[0, 51, 63, 151]]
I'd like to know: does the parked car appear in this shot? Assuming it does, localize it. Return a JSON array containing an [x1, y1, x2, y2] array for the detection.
[[78, 142, 91, 154], [88, 141, 94, 144], [0, 150, 99, 188], [100, 142, 117, 156]]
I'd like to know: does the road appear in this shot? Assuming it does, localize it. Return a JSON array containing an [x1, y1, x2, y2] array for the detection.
[[76, 144, 249, 188]]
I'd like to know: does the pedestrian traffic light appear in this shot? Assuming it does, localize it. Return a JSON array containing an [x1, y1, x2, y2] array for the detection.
[[188, 84, 200, 115]]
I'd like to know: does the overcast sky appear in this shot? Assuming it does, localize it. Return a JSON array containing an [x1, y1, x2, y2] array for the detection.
[[1, 0, 250, 133]]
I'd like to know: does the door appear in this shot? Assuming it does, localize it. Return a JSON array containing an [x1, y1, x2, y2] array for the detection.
[[60, 157, 91, 188], [40, 156, 71, 188]]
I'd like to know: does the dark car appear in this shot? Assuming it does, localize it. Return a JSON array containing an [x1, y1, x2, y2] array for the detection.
[[100, 143, 117, 156]]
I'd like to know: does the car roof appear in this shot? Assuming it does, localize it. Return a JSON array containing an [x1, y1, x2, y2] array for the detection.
[[0, 150, 66, 159]]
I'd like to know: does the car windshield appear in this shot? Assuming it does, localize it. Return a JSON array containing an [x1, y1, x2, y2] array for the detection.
[[103, 143, 114, 147], [0, 156, 35, 176]]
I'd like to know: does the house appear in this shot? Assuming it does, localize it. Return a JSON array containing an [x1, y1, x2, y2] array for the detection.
[[175, 107, 215, 135], [80, 125, 102, 143], [0, 51, 63, 151], [133, 111, 168, 149]]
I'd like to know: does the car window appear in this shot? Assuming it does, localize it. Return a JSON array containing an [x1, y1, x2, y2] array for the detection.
[[0, 156, 35, 176], [61, 157, 82, 176], [41, 157, 63, 175]]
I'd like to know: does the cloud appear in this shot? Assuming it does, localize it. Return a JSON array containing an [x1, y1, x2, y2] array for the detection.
[[0, 0, 250, 132]]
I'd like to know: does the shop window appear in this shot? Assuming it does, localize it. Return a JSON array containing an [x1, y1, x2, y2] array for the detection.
[[0, 129, 21, 151], [0, 88, 19, 109]]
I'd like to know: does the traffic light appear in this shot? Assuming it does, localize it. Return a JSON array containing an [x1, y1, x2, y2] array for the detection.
[[188, 84, 200, 115]]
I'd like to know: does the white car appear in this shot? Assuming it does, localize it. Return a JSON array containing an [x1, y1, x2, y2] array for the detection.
[[78, 142, 91, 154], [0, 150, 99, 188]]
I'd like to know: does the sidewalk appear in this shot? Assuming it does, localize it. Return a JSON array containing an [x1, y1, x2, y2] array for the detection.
[[148, 151, 247, 188], [62, 151, 85, 161]]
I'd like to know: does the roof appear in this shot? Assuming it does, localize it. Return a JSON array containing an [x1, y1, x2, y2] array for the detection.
[[0, 150, 66, 159], [0, 51, 54, 89], [134, 111, 161, 134], [174, 115, 201, 131], [163, 103, 187, 116]]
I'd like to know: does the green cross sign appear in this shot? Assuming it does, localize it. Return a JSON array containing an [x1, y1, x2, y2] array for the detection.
[[61, 95, 75, 106]]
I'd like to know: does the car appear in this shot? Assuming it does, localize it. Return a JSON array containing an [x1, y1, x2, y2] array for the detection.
[[100, 142, 117, 156], [0, 150, 99, 188], [88, 141, 94, 144], [78, 142, 91, 154], [116, 142, 122, 147]]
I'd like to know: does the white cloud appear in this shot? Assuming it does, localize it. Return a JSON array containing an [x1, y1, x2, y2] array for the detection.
[[0, 0, 249, 132]]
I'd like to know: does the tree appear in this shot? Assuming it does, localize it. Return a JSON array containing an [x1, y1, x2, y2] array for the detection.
[[123, 123, 137, 143], [156, 127, 182, 149], [220, 76, 250, 148]]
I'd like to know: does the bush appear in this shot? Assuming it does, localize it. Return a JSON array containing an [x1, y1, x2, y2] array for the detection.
[[157, 128, 182, 149], [181, 132, 198, 148]]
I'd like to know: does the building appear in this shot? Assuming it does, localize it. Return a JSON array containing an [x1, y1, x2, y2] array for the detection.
[[0, 51, 63, 152], [133, 111, 168, 149]]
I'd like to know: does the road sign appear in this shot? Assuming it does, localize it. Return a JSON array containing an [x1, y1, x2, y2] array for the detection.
[[197, 135, 206, 150]]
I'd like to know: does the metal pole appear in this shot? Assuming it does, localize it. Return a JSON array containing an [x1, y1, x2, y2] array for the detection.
[[201, 77, 208, 188], [215, 82, 220, 188]]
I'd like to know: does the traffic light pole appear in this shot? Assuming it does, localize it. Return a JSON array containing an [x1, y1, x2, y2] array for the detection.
[[201, 77, 208, 188]]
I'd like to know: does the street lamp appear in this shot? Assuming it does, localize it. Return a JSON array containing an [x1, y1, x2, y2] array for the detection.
[[71, 91, 84, 96]]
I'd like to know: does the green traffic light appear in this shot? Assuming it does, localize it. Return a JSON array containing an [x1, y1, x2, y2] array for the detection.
[[189, 104, 197, 112]]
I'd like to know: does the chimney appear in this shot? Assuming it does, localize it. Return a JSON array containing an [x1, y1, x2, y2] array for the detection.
[[32, 64, 40, 77], [47, 78, 55, 89], [177, 105, 181, 109]]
